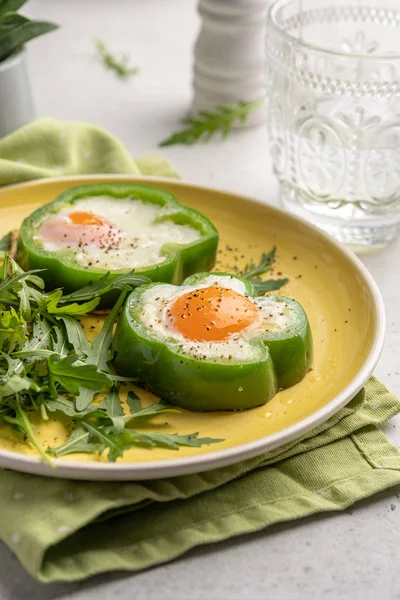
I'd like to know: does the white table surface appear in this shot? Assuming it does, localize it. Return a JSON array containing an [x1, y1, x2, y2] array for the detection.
[[1, 1, 400, 598]]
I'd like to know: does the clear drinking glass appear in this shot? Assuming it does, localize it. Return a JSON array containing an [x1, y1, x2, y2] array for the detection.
[[265, 0, 400, 250]]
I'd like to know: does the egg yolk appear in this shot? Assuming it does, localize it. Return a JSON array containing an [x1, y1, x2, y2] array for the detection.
[[68, 211, 106, 226], [40, 210, 123, 250], [167, 285, 260, 342]]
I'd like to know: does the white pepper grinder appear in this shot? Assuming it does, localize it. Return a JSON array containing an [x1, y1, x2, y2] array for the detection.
[[191, 0, 269, 127]]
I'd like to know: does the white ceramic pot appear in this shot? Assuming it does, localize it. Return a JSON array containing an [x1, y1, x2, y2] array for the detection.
[[192, 0, 269, 126], [0, 48, 35, 138]]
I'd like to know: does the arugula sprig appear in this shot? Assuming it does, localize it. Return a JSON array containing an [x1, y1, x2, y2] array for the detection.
[[48, 393, 221, 460], [0, 255, 223, 464], [159, 100, 263, 147], [96, 40, 139, 80], [56, 271, 150, 304], [241, 247, 288, 294]]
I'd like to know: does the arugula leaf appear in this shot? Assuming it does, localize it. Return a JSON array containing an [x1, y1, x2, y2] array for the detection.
[[8, 255, 45, 289], [0, 252, 9, 282], [12, 348, 55, 362], [96, 39, 139, 80], [0, 308, 27, 352], [17, 284, 31, 320], [242, 248, 276, 279], [84, 291, 127, 371], [6, 394, 53, 467], [0, 269, 44, 295], [126, 389, 141, 414], [48, 420, 223, 461], [81, 419, 131, 461], [22, 316, 52, 352], [241, 247, 289, 295], [250, 277, 289, 294], [44, 395, 98, 418], [56, 315, 91, 355], [75, 387, 97, 412], [58, 271, 149, 304], [130, 431, 224, 450], [0, 374, 37, 398], [47, 427, 97, 458], [126, 392, 178, 420], [51, 321, 71, 356], [46, 290, 100, 316], [0, 349, 22, 374], [100, 384, 124, 430], [47, 354, 112, 399], [159, 100, 263, 147]]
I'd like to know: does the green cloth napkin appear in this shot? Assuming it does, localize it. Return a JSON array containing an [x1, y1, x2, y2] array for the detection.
[[1, 119, 400, 583], [0, 117, 180, 186], [1, 378, 400, 582]]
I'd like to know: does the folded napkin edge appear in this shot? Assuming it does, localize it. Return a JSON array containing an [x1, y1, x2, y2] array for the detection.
[[30, 426, 400, 583]]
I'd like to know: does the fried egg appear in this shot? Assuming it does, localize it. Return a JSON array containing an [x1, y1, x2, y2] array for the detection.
[[36, 196, 201, 270], [138, 274, 296, 363]]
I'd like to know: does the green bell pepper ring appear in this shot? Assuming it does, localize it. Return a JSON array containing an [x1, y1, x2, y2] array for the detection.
[[112, 272, 313, 411], [17, 183, 219, 307]]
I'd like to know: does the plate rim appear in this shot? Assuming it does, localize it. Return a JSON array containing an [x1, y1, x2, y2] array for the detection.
[[0, 174, 386, 480]]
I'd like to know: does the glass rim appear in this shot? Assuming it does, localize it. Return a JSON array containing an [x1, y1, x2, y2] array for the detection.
[[266, 0, 400, 62]]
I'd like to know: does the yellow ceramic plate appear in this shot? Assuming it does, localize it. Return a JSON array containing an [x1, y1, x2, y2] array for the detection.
[[0, 176, 385, 480]]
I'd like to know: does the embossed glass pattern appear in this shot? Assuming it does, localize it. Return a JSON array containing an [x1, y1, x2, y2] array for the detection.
[[266, 0, 400, 249]]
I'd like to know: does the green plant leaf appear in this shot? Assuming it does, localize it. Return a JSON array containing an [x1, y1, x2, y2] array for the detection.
[[0, 269, 43, 296], [126, 389, 141, 414], [44, 395, 98, 418], [47, 427, 96, 458], [130, 431, 224, 450], [0, 349, 22, 374], [250, 277, 289, 294], [11, 393, 53, 466], [84, 291, 127, 371], [96, 39, 139, 80], [0, 374, 30, 397], [16, 283, 31, 320], [0, 11, 29, 32], [241, 247, 289, 296], [0, 307, 27, 353], [47, 354, 112, 399], [242, 248, 276, 278], [81, 420, 131, 462], [50, 321, 71, 356], [22, 316, 52, 353], [8, 255, 45, 291], [56, 315, 91, 355], [46, 289, 100, 316], [12, 348, 54, 362], [126, 392, 178, 421], [75, 386, 98, 412], [100, 383, 124, 430], [0, 373, 40, 398], [159, 100, 263, 147], [58, 271, 149, 304], [0, 18, 59, 62], [0, 1, 26, 20]]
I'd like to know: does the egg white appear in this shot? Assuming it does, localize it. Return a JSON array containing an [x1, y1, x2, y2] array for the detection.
[[137, 275, 295, 363], [37, 196, 201, 270]]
